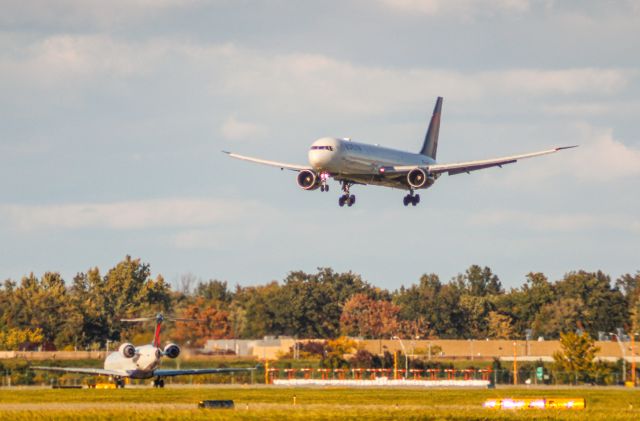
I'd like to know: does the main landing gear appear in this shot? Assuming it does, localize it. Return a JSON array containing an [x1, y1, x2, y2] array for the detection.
[[339, 181, 356, 207], [403, 191, 420, 207], [114, 378, 126, 388], [153, 377, 165, 388]]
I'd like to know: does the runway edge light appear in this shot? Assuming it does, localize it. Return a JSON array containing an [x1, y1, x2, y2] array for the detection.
[[483, 398, 585, 410]]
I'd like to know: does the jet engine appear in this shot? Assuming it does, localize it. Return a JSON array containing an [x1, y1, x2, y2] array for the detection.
[[296, 170, 320, 190], [119, 343, 136, 358], [163, 343, 181, 359], [407, 168, 429, 189]]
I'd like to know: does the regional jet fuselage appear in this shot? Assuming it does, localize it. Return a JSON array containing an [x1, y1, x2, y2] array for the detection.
[[33, 314, 254, 388], [225, 97, 576, 207]]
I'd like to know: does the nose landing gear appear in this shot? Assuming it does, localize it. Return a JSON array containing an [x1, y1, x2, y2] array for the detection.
[[320, 171, 330, 192], [403, 191, 420, 207]]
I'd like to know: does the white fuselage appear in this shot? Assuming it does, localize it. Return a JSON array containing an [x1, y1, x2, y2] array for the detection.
[[307, 137, 436, 188], [104, 344, 161, 379]]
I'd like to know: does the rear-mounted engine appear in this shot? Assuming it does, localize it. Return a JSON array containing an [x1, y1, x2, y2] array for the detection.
[[119, 343, 136, 358], [163, 343, 181, 359]]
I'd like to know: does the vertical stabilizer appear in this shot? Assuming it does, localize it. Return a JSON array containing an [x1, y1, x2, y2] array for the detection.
[[419, 97, 443, 159]]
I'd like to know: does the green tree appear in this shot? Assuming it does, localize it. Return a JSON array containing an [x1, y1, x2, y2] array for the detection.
[[532, 297, 584, 338], [457, 265, 503, 297], [195, 280, 233, 305], [555, 271, 627, 337], [553, 331, 600, 383]]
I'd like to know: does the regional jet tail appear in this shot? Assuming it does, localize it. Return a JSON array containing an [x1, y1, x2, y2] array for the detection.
[[224, 97, 577, 207], [33, 313, 255, 388]]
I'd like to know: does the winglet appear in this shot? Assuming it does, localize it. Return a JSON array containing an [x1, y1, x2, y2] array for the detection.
[[555, 145, 579, 151], [221, 150, 230, 154]]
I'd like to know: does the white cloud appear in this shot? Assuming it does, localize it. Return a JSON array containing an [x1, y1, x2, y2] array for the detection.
[[0, 198, 273, 231], [220, 116, 268, 141], [379, 0, 531, 18], [567, 125, 640, 181], [479, 123, 640, 187], [2, 35, 632, 117]]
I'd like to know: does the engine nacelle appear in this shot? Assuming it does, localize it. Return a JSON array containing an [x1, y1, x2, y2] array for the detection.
[[296, 170, 320, 190], [407, 168, 429, 189], [163, 343, 181, 359], [119, 343, 136, 358]]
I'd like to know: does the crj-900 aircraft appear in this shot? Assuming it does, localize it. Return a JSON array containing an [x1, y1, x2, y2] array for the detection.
[[33, 314, 254, 388], [225, 97, 576, 207]]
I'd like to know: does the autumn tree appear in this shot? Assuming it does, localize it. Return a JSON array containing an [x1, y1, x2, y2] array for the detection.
[[487, 311, 514, 339], [173, 297, 232, 347], [340, 294, 400, 338]]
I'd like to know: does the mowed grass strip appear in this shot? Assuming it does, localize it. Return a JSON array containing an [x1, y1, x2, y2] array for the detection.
[[0, 387, 638, 420]]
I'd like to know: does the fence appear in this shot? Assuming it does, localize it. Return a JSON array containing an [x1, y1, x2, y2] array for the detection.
[[0, 366, 635, 387]]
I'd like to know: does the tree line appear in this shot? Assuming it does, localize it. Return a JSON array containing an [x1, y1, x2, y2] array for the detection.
[[0, 256, 638, 350]]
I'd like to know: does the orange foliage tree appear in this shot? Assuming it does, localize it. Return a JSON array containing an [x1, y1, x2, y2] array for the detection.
[[172, 298, 232, 347], [340, 294, 400, 338]]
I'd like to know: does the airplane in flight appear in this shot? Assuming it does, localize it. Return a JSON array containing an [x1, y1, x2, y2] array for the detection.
[[33, 313, 255, 388], [224, 97, 576, 207]]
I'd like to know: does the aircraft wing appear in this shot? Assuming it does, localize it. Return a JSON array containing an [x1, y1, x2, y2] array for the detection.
[[32, 366, 124, 377], [392, 146, 577, 176], [153, 367, 256, 377], [223, 151, 311, 171]]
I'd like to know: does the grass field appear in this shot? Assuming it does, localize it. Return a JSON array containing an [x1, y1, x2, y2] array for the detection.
[[0, 386, 639, 420]]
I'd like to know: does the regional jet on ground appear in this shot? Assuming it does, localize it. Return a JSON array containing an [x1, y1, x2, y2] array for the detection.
[[33, 314, 254, 388], [224, 97, 576, 207]]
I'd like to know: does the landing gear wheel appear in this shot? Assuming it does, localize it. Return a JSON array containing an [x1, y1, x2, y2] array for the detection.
[[115, 379, 125, 388], [339, 181, 355, 208], [153, 378, 165, 388], [403, 192, 420, 207], [321, 185, 325, 192]]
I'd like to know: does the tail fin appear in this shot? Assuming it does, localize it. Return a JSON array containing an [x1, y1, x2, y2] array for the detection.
[[419, 97, 443, 159]]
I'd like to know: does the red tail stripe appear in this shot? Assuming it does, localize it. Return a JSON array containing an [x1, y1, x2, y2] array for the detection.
[[153, 322, 162, 347]]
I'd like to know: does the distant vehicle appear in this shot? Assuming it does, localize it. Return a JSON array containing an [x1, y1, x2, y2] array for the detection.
[[224, 97, 576, 207], [33, 313, 254, 388]]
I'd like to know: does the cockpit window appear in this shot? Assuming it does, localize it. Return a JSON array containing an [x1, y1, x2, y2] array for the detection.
[[310, 146, 334, 151]]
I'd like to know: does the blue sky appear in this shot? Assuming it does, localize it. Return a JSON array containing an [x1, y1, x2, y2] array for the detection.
[[1, 0, 639, 290]]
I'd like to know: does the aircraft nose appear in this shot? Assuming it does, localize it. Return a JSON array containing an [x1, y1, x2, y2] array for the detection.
[[308, 151, 330, 168]]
